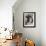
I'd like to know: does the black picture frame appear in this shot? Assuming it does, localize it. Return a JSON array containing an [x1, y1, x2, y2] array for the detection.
[[23, 12, 36, 28]]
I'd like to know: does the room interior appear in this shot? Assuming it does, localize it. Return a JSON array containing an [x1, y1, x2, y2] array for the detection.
[[0, 0, 46, 46]]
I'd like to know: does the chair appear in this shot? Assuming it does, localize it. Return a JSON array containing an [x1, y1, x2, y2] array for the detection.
[[13, 33, 23, 46]]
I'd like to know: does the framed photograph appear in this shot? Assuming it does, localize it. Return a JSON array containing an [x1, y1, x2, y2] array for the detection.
[[23, 12, 36, 28]]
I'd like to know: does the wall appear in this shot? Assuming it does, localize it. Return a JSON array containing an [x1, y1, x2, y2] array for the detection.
[[41, 0, 46, 46], [13, 0, 41, 46], [0, 0, 16, 29]]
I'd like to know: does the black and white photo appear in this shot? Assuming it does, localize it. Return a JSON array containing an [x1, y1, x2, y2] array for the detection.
[[23, 12, 36, 28]]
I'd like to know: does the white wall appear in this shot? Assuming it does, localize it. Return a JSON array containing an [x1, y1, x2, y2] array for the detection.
[[13, 0, 46, 46], [41, 0, 46, 46], [13, 0, 41, 46], [0, 0, 16, 29]]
